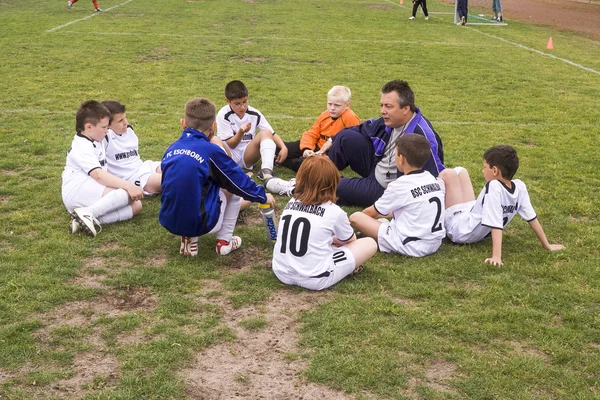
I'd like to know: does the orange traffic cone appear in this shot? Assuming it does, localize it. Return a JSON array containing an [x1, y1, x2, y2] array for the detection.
[[546, 37, 553, 50]]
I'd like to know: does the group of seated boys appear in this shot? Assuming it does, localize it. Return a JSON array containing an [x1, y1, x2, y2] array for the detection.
[[61, 80, 564, 290]]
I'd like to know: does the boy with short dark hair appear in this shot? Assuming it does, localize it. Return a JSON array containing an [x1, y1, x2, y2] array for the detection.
[[159, 97, 274, 257], [439, 144, 564, 265], [216, 80, 288, 181], [349, 134, 446, 257], [62, 100, 144, 237], [101, 100, 162, 196]]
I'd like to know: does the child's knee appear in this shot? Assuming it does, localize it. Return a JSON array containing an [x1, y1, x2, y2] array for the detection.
[[349, 211, 362, 227], [131, 200, 142, 215]]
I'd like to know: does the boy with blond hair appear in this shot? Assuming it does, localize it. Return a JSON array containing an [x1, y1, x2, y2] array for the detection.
[[101, 100, 162, 196], [62, 100, 144, 237], [216, 80, 288, 181], [439, 145, 564, 265], [350, 134, 446, 257], [159, 97, 274, 257], [280, 85, 360, 172]]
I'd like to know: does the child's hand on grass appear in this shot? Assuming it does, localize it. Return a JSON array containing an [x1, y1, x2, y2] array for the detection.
[[484, 256, 503, 266]]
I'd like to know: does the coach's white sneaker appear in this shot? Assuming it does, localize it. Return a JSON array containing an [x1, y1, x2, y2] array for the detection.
[[425, 16, 429, 20], [71, 208, 101, 237], [180, 236, 199, 256], [216, 236, 242, 256], [408, 16, 415, 20], [265, 177, 295, 197], [67, 0, 73, 8]]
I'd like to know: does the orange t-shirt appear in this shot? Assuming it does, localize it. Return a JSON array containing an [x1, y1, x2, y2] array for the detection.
[[299, 109, 360, 151]]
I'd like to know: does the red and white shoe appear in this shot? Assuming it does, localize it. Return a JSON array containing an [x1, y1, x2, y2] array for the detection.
[[180, 236, 199, 256], [216, 236, 242, 255]]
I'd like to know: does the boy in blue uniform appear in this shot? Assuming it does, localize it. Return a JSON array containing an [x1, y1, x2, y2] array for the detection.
[[159, 98, 274, 256]]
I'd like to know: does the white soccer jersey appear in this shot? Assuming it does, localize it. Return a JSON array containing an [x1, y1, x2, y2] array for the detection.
[[61, 133, 107, 208], [104, 126, 144, 181], [272, 199, 355, 278], [216, 105, 274, 166], [374, 170, 446, 255], [445, 179, 537, 244]]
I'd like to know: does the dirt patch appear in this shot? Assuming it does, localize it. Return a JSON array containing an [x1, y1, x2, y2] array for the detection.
[[223, 246, 272, 271], [242, 0, 256, 3], [229, 56, 270, 63], [48, 352, 119, 397], [510, 341, 549, 361], [0, 369, 15, 383], [0, 194, 11, 204], [366, 4, 389, 10], [71, 273, 107, 290], [145, 249, 169, 267], [138, 46, 171, 61], [110, 286, 158, 311], [180, 290, 352, 399], [2, 169, 17, 175]]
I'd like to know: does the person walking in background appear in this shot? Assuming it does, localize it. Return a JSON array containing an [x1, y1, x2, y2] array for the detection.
[[457, 0, 468, 25], [68, 0, 102, 12], [409, 0, 429, 21], [492, 0, 503, 22]]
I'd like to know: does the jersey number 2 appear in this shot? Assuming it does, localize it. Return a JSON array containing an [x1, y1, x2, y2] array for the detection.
[[429, 197, 443, 233], [279, 215, 310, 257]]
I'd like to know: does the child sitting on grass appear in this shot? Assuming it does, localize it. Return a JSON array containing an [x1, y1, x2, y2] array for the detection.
[[438, 144, 565, 265], [62, 100, 144, 237], [159, 97, 274, 257], [350, 134, 446, 257], [272, 156, 377, 291], [101, 100, 162, 196]]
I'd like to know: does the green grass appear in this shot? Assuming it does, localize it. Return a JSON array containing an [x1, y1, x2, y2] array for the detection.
[[1, 0, 599, 398]]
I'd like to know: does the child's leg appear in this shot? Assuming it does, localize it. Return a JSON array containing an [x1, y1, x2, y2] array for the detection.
[[87, 187, 131, 218], [211, 136, 233, 158], [344, 237, 378, 270], [439, 167, 475, 209], [143, 173, 162, 195], [92, 0, 99, 8], [243, 130, 276, 173], [349, 212, 383, 240], [215, 193, 241, 243], [97, 200, 141, 224]]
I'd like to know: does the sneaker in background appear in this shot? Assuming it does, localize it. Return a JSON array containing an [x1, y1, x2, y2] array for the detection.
[[216, 236, 242, 255], [95, 7, 103, 12], [408, 16, 415, 20], [265, 177, 295, 197], [67, 0, 73, 8]]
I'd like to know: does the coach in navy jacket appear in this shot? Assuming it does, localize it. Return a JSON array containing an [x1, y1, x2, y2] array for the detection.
[[328, 80, 445, 207], [159, 127, 267, 237]]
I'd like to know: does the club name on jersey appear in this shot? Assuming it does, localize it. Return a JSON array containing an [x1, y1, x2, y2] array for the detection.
[[410, 182, 442, 198], [502, 203, 518, 214], [115, 149, 139, 161], [284, 202, 326, 217], [242, 133, 253, 141], [164, 148, 205, 163]]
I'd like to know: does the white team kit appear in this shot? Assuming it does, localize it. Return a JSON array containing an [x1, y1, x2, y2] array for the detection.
[[216, 105, 274, 169], [445, 179, 537, 244], [62, 133, 108, 212], [374, 170, 446, 257], [104, 126, 160, 195], [272, 198, 357, 291]]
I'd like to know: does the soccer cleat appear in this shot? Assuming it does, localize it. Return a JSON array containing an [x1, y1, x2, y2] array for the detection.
[[216, 236, 242, 255], [425, 16, 429, 20], [71, 208, 101, 237], [180, 236, 199, 256], [67, 0, 73, 8], [492, 15, 498, 21], [257, 168, 273, 181], [408, 16, 415, 20], [265, 177, 295, 197], [352, 264, 365, 275], [95, 7, 103, 12], [68, 217, 81, 234], [461, 16, 466, 25], [497, 16, 503, 22]]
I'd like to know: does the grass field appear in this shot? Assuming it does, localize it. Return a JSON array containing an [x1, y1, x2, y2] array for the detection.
[[1, 0, 599, 398]]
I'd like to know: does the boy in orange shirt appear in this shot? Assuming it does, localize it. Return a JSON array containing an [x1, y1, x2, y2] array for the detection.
[[279, 86, 360, 172], [68, 0, 102, 12]]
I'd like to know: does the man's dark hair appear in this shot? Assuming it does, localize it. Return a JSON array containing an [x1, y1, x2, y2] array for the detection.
[[225, 80, 249, 101], [484, 145, 519, 180], [396, 134, 431, 169], [381, 80, 416, 112]]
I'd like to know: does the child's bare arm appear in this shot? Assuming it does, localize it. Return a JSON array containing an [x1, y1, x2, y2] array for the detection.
[[332, 233, 356, 247], [316, 138, 332, 155], [484, 228, 503, 266], [528, 218, 565, 251], [226, 122, 251, 149], [273, 133, 288, 164], [90, 169, 144, 200]]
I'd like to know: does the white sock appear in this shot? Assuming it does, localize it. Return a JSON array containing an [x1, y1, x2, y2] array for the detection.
[[259, 138, 276, 170], [87, 189, 130, 218], [216, 195, 241, 242], [453, 166, 466, 176], [97, 205, 134, 224]]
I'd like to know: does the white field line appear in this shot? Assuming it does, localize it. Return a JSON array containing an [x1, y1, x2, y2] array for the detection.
[[382, 0, 600, 75], [1, 109, 596, 127], [53, 30, 505, 47], [46, 0, 133, 33]]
